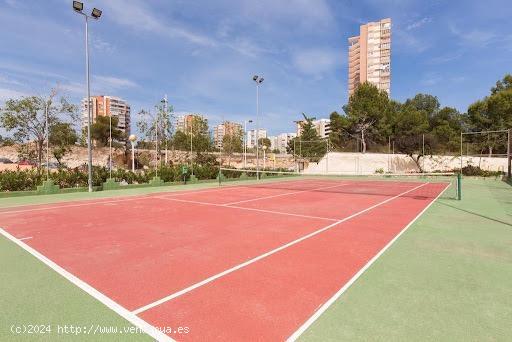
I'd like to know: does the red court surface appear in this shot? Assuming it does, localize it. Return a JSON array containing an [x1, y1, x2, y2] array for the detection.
[[0, 178, 448, 341]]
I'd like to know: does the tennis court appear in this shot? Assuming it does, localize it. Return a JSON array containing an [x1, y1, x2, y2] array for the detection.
[[0, 175, 451, 341]]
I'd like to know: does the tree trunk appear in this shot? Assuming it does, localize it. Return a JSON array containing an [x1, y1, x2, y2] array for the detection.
[[410, 154, 424, 173], [37, 138, 44, 169], [488, 146, 493, 158], [361, 130, 367, 153]]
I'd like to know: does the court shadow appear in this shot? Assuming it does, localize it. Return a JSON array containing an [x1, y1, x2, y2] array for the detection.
[[437, 201, 512, 228]]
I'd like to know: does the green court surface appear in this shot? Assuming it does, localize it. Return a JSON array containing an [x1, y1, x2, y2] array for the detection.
[[1, 178, 511, 341]]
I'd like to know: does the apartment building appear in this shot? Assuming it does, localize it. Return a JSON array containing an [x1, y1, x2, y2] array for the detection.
[[269, 136, 278, 151], [269, 133, 297, 153], [175, 114, 204, 133], [348, 18, 391, 96], [213, 121, 243, 149], [246, 129, 267, 148], [296, 119, 331, 139], [81, 96, 131, 138]]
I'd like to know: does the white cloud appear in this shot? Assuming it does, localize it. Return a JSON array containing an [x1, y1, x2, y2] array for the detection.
[[449, 25, 496, 47], [100, 1, 216, 47], [0, 61, 67, 81], [394, 29, 430, 53], [94, 76, 138, 89], [0, 88, 29, 102], [4, 0, 22, 8], [450, 76, 466, 83], [406, 17, 432, 30], [91, 36, 115, 54], [421, 72, 442, 87], [428, 51, 464, 65], [0, 74, 23, 87], [239, 0, 333, 25], [420, 73, 467, 87], [293, 48, 340, 77], [225, 38, 275, 58], [58, 76, 137, 100], [58, 82, 84, 97]]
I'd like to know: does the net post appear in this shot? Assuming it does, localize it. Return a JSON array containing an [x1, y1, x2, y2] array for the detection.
[[218, 153, 222, 187], [457, 173, 462, 200], [507, 128, 511, 179], [460, 131, 463, 174]]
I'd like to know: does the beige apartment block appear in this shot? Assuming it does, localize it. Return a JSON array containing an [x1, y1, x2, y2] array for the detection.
[[214, 121, 243, 149], [81, 95, 131, 138], [348, 18, 391, 97], [175, 114, 204, 133], [296, 119, 331, 139]]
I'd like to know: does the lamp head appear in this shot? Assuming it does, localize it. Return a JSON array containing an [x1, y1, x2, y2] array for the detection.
[[72, 1, 83, 12], [91, 8, 102, 19]]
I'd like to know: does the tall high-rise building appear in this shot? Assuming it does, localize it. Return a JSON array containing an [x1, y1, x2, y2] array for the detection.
[[348, 18, 391, 96], [81, 95, 131, 138], [214, 121, 243, 149]]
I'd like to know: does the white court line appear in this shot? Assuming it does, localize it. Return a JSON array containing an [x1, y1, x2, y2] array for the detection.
[[18, 236, 32, 241], [0, 183, 251, 215], [156, 197, 339, 222], [222, 183, 349, 206], [0, 228, 174, 342], [0, 178, 417, 215], [132, 182, 428, 315], [0, 196, 149, 215], [286, 182, 451, 341], [0, 181, 258, 215], [161, 179, 336, 198]]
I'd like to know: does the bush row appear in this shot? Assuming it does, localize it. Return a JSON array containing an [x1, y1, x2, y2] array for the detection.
[[460, 165, 504, 177], [2, 164, 502, 192]]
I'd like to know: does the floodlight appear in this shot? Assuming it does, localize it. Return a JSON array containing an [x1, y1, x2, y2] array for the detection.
[[73, 1, 83, 12], [253, 75, 258, 81], [259, 78, 264, 83], [91, 8, 102, 19]]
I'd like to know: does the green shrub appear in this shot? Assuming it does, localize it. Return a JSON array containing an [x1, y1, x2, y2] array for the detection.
[[0, 169, 43, 191], [461, 165, 503, 177]]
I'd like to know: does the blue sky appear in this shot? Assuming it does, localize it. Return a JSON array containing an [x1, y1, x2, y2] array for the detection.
[[0, 0, 511, 136]]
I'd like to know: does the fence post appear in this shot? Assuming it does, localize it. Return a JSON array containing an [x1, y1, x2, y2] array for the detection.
[[508, 129, 511, 179], [457, 173, 462, 200], [460, 132, 463, 174]]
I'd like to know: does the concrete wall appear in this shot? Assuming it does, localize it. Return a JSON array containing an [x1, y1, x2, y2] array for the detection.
[[304, 152, 508, 174]]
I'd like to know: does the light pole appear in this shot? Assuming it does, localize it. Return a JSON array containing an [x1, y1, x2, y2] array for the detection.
[[73, 1, 102, 192], [160, 95, 169, 165], [129, 134, 137, 172], [45, 99, 50, 181], [190, 120, 194, 175], [252, 75, 264, 179], [154, 108, 159, 177], [243, 119, 253, 168], [109, 103, 112, 179], [262, 145, 267, 170]]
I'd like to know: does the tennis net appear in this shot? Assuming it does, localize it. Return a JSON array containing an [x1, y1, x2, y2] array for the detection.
[[218, 168, 460, 200]]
